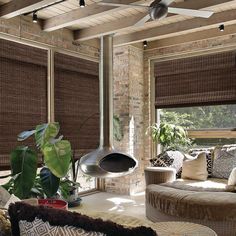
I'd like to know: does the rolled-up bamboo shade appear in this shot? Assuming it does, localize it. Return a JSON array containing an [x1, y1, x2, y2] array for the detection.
[[54, 53, 99, 159], [154, 51, 236, 108], [0, 39, 48, 170]]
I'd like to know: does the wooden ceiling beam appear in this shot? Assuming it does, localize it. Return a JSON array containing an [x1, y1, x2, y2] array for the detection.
[[43, 0, 150, 32], [0, 0, 57, 19], [113, 8, 236, 46], [74, 0, 235, 41]]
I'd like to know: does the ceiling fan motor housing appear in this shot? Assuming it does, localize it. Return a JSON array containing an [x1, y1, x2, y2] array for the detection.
[[149, 1, 168, 20]]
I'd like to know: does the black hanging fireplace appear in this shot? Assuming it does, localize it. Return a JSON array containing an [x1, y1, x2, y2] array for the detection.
[[79, 35, 138, 178]]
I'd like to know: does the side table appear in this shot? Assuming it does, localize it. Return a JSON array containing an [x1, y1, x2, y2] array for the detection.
[[145, 167, 176, 185]]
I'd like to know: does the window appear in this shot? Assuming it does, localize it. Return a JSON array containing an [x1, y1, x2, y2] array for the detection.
[[158, 104, 236, 147], [154, 50, 236, 147], [54, 52, 100, 193], [0, 39, 48, 170]]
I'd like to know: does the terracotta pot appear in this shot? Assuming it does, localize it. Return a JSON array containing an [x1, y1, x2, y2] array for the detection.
[[38, 199, 68, 210]]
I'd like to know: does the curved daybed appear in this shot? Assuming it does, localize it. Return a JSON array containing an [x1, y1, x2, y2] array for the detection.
[[145, 167, 236, 236]]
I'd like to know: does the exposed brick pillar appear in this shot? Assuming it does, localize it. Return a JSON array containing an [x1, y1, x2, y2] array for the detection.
[[105, 45, 146, 195]]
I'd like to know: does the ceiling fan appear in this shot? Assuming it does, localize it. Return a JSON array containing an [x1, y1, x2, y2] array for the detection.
[[98, 0, 214, 27]]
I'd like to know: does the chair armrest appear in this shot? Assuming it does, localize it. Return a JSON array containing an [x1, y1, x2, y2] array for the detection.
[[144, 167, 176, 186]]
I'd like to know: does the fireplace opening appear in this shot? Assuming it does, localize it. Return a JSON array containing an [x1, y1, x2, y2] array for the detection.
[[100, 153, 137, 173]]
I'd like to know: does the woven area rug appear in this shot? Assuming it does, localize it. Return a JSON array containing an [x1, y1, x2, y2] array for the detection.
[[74, 210, 217, 236]]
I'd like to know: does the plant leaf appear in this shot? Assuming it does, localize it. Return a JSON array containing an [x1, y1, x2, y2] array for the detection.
[[35, 123, 60, 149], [10, 146, 37, 199], [40, 167, 60, 198], [42, 140, 72, 178], [17, 130, 36, 142], [113, 115, 123, 141]]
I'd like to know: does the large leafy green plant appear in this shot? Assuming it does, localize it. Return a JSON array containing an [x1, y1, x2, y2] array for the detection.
[[4, 122, 72, 199], [147, 122, 191, 152]]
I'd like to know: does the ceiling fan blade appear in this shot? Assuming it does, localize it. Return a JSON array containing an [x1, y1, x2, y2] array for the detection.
[[98, 2, 149, 9], [168, 7, 214, 18], [160, 0, 175, 6], [134, 14, 151, 27]]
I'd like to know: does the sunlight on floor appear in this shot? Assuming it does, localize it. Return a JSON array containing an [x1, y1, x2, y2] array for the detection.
[[73, 191, 146, 220]]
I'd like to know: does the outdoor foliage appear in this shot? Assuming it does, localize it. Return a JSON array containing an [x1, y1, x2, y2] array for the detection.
[[160, 104, 236, 129], [147, 122, 191, 152], [159, 104, 236, 147]]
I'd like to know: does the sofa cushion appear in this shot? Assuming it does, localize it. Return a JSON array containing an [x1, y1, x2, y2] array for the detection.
[[189, 148, 213, 177], [160, 178, 235, 192], [212, 144, 236, 179], [228, 167, 236, 186], [150, 151, 184, 178], [8, 202, 157, 236], [146, 184, 236, 222], [0, 209, 11, 236], [181, 153, 208, 181]]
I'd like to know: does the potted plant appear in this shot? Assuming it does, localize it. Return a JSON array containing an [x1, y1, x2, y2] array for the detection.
[[2, 122, 73, 208], [147, 122, 192, 169], [148, 122, 191, 152]]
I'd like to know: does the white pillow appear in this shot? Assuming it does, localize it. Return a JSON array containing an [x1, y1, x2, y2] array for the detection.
[[181, 152, 208, 181], [228, 167, 236, 186]]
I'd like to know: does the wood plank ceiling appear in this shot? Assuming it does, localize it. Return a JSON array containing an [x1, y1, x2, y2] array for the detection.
[[0, 0, 236, 46]]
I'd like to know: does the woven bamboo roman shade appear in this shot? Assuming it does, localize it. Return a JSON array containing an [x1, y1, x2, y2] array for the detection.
[[0, 39, 48, 170], [54, 53, 99, 159], [154, 51, 236, 108]]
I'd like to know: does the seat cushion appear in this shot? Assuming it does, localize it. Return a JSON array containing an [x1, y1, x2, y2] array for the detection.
[[146, 184, 236, 221], [160, 178, 235, 192]]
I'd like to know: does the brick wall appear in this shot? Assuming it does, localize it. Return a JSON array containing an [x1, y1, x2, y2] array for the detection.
[[105, 45, 147, 195], [0, 16, 99, 59]]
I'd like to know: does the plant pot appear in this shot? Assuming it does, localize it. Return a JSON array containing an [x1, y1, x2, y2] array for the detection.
[[66, 187, 82, 208], [38, 199, 68, 210]]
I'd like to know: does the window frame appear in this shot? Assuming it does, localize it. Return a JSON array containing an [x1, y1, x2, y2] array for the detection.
[[0, 33, 102, 194], [150, 46, 236, 145]]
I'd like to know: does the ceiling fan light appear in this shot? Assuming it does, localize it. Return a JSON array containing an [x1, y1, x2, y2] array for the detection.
[[143, 41, 148, 49], [32, 11, 38, 23], [219, 24, 224, 32], [149, 3, 168, 20], [80, 0, 85, 8]]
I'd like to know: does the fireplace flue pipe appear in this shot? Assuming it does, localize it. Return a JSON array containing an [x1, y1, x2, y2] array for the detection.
[[79, 35, 138, 178]]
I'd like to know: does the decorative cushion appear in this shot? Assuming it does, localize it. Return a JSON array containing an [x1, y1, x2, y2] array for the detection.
[[19, 218, 105, 236], [228, 167, 236, 186], [0, 186, 11, 208], [150, 151, 185, 178], [0, 209, 11, 236], [181, 152, 208, 181], [212, 144, 236, 179], [189, 148, 213, 177], [8, 202, 157, 236]]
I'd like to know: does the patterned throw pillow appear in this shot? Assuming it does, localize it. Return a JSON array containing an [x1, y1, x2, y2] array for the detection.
[[19, 218, 105, 236], [150, 151, 185, 178], [212, 145, 236, 179], [189, 148, 213, 177], [8, 202, 157, 236]]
